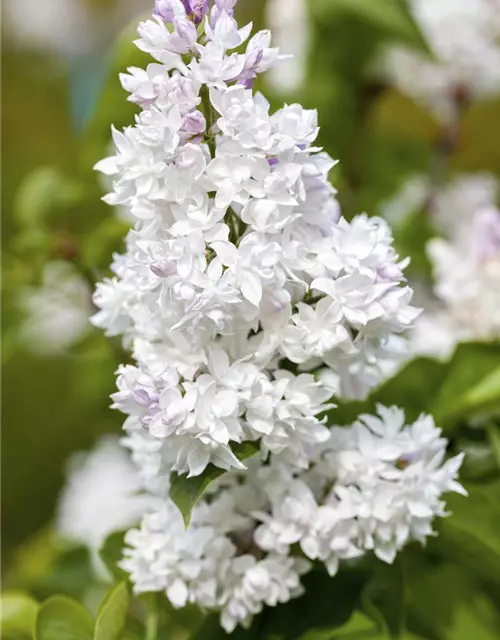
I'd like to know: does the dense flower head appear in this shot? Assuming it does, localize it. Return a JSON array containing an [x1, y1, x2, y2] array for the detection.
[[122, 406, 464, 631], [89, 2, 466, 631], [93, 0, 420, 480]]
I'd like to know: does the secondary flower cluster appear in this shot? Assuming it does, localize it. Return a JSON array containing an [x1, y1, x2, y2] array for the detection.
[[381, 0, 500, 120], [121, 405, 464, 632]]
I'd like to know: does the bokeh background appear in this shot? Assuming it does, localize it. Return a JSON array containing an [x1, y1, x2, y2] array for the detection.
[[3, 0, 500, 637]]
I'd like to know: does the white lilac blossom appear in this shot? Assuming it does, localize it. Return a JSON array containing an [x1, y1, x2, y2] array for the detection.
[[20, 261, 92, 354], [122, 406, 464, 631], [91, 3, 463, 630], [93, 0, 421, 477], [380, 0, 500, 121]]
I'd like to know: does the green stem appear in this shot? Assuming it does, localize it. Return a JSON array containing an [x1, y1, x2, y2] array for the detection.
[[145, 597, 159, 640], [200, 85, 216, 157]]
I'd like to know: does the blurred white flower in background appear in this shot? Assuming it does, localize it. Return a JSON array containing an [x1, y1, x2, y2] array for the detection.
[[429, 206, 500, 342], [56, 435, 155, 553], [381, 0, 500, 120], [20, 261, 92, 355], [266, 0, 309, 94], [381, 173, 500, 359]]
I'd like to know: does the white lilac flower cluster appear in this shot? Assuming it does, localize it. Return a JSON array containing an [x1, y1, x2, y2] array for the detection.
[[380, 0, 500, 121], [121, 405, 464, 632], [94, 0, 420, 479], [90, 0, 464, 631]]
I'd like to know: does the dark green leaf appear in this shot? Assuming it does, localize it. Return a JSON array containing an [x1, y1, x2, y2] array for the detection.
[[431, 483, 500, 583], [362, 560, 405, 639], [99, 531, 129, 582], [1, 591, 38, 637], [93, 582, 129, 640], [35, 596, 94, 640], [261, 567, 370, 639], [169, 442, 259, 527]]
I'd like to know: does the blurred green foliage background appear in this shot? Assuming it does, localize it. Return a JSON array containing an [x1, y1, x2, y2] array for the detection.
[[2, 0, 500, 638]]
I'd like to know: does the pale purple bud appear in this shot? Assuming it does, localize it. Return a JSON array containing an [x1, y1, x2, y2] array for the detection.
[[268, 157, 279, 167], [236, 48, 263, 87], [182, 110, 206, 135], [154, 0, 178, 22], [173, 17, 198, 50], [133, 389, 154, 407], [189, 0, 209, 23], [473, 206, 500, 259], [150, 259, 177, 277]]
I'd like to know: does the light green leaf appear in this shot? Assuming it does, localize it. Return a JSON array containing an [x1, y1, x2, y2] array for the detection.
[[35, 596, 94, 640], [1, 591, 38, 637], [170, 442, 259, 527], [99, 531, 129, 582], [94, 582, 129, 640], [431, 342, 500, 427], [299, 612, 377, 639], [462, 366, 500, 415], [487, 424, 500, 469]]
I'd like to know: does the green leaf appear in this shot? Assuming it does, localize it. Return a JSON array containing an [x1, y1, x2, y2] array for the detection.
[[362, 560, 405, 639], [99, 531, 129, 582], [299, 612, 377, 639], [169, 442, 259, 527], [431, 342, 500, 427], [487, 424, 500, 469], [431, 483, 500, 583], [35, 596, 94, 640], [405, 561, 500, 640], [93, 582, 129, 640], [462, 367, 500, 415], [1, 591, 38, 637], [262, 567, 370, 639], [311, 0, 432, 54]]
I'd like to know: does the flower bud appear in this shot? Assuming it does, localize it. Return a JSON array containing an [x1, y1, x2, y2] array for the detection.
[[182, 110, 207, 135]]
